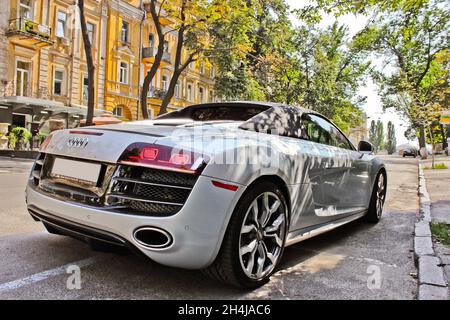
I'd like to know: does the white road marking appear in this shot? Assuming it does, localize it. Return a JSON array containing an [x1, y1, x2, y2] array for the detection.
[[0, 257, 96, 292]]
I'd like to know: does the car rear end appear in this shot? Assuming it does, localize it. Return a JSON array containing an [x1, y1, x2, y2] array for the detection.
[[25, 127, 245, 269]]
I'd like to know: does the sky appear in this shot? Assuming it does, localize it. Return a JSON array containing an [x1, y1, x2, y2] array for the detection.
[[286, 0, 413, 146]]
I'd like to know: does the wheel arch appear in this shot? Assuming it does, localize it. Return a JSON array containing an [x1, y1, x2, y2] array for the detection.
[[204, 174, 291, 285], [370, 165, 387, 203], [243, 175, 292, 221]]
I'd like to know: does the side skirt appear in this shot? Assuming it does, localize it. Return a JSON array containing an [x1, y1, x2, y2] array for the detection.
[[285, 210, 367, 247]]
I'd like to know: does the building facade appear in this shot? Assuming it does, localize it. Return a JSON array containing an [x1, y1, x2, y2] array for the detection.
[[105, 0, 215, 120], [0, 0, 216, 141], [0, 0, 108, 135], [347, 112, 369, 146]]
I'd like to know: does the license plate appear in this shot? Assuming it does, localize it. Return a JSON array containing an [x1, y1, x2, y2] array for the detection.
[[51, 158, 101, 185]]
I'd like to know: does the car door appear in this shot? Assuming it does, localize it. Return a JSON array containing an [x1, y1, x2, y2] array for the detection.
[[301, 114, 366, 223], [288, 113, 340, 229], [323, 119, 369, 212]]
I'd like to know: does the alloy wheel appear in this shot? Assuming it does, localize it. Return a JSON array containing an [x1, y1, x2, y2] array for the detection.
[[238, 192, 286, 280]]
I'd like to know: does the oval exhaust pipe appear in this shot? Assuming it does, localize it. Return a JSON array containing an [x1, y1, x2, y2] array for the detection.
[[133, 227, 172, 249]]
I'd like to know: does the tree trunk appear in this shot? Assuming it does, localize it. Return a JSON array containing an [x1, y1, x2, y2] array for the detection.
[[440, 124, 448, 151], [160, 71, 181, 112], [158, 56, 193, 115], [78, 0, 95, 126], [141, 40, 164, 118], [140, 0, 165, 119], [158, 54, 193, 115], [157, 0, 188, 116], [429, 125, 435, 168], [418, 124, 426, 148]]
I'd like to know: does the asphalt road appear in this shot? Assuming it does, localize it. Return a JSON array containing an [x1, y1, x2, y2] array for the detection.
[[0, 155, 419, 299]]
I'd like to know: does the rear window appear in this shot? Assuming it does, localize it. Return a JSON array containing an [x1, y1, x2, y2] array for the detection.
[[190, 106, 267, 121], [156, 104, 270, 122]]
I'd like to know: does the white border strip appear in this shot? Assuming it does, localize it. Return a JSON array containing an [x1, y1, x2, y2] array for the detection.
[[0, 257, 96, 293]]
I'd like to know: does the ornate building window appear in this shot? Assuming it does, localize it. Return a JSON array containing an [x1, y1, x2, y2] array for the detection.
[[119, 61, 129, 84], [121, 21, 129, 43], [187, 84, 193, 101], [113, 106, 123, 117], [56, 11, 67, 38], [18, 0, 33, 19], [53, 69, 65, 95]]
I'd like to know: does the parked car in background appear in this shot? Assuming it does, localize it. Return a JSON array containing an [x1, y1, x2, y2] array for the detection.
[[26, 102, 387, 288], [401, 148, 418, 158]]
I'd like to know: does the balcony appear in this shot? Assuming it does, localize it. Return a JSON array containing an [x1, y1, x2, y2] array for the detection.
[[147, 86, 167, 99], [142, 47, 154, 61], [1, 80, 50, 100], [6, 18, 54, 47], [106, 80, 139, 99], [162, 51, 171, 63], [0, 80, 64, 111], [142, 47, 171, 64]]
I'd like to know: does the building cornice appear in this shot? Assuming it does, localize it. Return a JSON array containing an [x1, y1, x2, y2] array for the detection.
[[109, 0, 144, 20]]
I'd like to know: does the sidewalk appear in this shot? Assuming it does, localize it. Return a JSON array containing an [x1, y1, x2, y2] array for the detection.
[[0, 150, 39, 159], [421, 156, 450, 299]]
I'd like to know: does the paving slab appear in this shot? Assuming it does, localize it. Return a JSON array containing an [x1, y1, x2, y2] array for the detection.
[[414, 236, 434, 256], [422, 158, 450, 224], [418, 256, 447, 287], [418, 284, 448, 300], [430, 200, 450, 225], [415, 221, 431, 237]]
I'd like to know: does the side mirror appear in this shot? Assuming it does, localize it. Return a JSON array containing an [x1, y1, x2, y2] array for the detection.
[[358, 140, 373, 153]]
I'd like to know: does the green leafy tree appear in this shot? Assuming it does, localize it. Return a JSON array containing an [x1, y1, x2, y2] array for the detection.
[[214, 0, 293, 102], [375, 119, 385, 152], [215, 12, 371, 132], [386, 121, 397, 154], [404, 127, 417, 141], [294, 0, 430, 25], [291, 23, 371, 132], [296, 0, 449, 150], [156, 0, 250, 115], [369, 119, 385, 153], [348, 0, 448, 149], [8, 127, 31, 150], [369, 120, 377, 146]]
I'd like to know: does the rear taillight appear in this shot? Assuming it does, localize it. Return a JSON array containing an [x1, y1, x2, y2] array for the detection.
[[40, 134, 52, 152], [118, 143, 209, 174], [69, 130, 103, 136]]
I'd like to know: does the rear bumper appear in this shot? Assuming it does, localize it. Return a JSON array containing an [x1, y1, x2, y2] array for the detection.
[[26, 175, 245, 269], [28, 206, 128, 247]]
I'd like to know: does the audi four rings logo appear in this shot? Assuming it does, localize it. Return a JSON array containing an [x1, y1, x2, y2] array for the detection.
[[67, 137, 89, 148]]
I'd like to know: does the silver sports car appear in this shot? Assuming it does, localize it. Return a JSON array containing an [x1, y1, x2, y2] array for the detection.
[[26, 102, 386, 288]]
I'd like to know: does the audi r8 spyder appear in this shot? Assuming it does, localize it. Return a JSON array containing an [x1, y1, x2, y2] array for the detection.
[[26, 102, 386, 288]]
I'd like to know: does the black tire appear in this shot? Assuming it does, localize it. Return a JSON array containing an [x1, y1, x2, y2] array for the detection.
[[203, 181, 288, 288], [363, 171, 386, 223]]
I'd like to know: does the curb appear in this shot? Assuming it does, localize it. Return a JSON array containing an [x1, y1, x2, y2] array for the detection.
[[415, 163, 448, 300], [0, 150, 39, 159]]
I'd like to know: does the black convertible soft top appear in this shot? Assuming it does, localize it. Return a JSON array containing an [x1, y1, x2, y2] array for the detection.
[[156, 101, 319, 139]]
